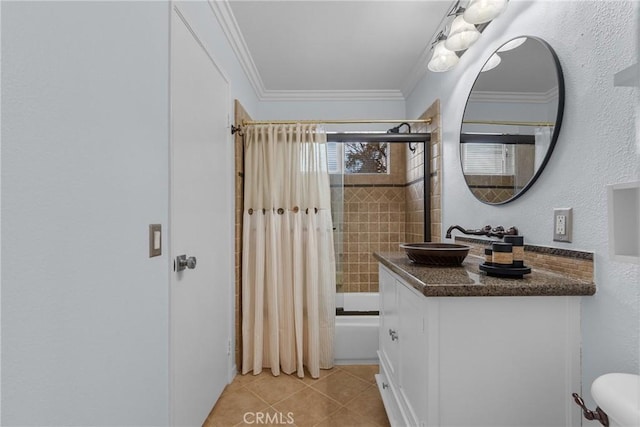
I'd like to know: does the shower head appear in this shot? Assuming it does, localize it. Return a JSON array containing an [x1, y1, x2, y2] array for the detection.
[[387, 122, 416, 153], [387, 122, 412, 134]]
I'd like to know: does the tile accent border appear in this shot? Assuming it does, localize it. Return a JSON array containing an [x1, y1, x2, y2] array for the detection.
[[330, 177, 424, 189]]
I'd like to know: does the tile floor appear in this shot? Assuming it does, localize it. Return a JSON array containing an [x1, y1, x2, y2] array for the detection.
[[203, 365, 390, 427]]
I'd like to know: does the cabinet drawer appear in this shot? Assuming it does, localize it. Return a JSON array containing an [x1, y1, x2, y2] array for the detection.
[[376, 358, 408, 427]]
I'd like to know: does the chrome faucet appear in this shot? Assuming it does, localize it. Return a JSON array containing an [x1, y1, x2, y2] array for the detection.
[[445, 225, 519, 239]]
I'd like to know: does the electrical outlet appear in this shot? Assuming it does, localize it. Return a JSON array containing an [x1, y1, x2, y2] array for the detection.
[[556, 215, 566, 234], [553, 208, 573, 242]]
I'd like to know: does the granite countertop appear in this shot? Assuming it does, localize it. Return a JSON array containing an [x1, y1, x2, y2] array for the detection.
[[374, 252, 596, 297]]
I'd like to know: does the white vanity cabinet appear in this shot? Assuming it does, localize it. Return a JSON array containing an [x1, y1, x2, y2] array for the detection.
[[379, 266, 399, 382], [376, 264, 583, 427], [378, 266, 429, 426]]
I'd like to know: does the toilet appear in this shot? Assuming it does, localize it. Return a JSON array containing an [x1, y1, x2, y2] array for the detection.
[[591, 373, 640, 426]]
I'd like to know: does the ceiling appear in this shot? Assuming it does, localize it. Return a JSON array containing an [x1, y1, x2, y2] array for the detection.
[[472, 37, 559, 94], [219, 1, 456, 100]]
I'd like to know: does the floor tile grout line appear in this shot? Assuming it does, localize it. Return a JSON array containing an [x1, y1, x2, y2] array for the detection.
[[260, 382, 311, 407], [310, 408, 341, 427], [235, 367, 345, 409], [307, 382, 360, 408], [306, 369, 375, 405], [208, 365, 387, 427], [337, 367, 378, 385], [243, 385, 274, 408]]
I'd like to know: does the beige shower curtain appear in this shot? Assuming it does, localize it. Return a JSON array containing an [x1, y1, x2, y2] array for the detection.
[[241, 124, 336, 378]]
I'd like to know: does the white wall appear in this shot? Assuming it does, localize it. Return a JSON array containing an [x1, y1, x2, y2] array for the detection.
[[1, 1, 258, 425], [258, 98, 406, 133], [0, 1, 3, 421], [2, 2, 171, 425], [407, 0, 639, 408], [175, 1, 260, 118]]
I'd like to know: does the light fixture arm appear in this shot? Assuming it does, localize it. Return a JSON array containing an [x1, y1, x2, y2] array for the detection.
[[448, 6, 466, 17], [429, 30, 447, 49]]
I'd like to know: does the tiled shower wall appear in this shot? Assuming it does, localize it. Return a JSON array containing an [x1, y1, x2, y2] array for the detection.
[[404, 99, 441, 244], [405, 163, 425, 243], [332, 143, 407, 293], [336, 98, 441, 293], [427, 100, 442, 243], [337, 185, 407, 293]]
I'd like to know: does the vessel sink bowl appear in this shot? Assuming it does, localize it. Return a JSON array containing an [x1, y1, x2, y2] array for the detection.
[[591, 373, 640, 426], [400, 243, 471, 266]]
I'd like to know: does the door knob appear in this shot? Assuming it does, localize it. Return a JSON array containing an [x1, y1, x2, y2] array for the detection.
[[176, 255, 197, 272]]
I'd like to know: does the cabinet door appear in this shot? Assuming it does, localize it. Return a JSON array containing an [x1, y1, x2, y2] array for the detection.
[[398, 282, 428, 426], [379, 266, 399, 379]]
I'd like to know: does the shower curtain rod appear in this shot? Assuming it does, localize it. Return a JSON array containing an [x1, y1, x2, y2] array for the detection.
[[463, 120, 556, 127], [231, 118, 431, 134], [241, 119, 431, 125]]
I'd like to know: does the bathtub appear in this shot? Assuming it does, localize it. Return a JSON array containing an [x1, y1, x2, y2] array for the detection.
[[334, 293, 379, 365]]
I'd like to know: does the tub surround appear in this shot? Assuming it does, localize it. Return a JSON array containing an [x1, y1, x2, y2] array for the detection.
[[374, 251, 595, 297], [335, 315, 379, 365]]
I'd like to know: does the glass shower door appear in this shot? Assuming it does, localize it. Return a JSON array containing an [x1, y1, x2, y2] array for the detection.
[[329, 171, 344, 293]]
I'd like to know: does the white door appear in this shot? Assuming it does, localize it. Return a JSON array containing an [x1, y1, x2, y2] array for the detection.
[[170, 7, 232, 426]]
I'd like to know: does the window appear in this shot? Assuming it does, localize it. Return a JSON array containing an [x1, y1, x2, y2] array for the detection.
[[461, 143, 515, 175], [327, 142, 341, 174], [327, 142, 389, 175]]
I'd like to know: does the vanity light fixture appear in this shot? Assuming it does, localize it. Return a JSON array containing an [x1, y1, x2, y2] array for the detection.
[[427, 0, 509, 73], [427, 39, 460, 72], [445, 15, 481, 51], [463, 0, 508, 25]]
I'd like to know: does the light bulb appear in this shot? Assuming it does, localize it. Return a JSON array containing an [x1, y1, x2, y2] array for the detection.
[[481, 53, 501, 72], [497, 37, 526, 53], [427, 41, 459, 72], [445, 15, 481, 51], [463, 0, 508, 25]]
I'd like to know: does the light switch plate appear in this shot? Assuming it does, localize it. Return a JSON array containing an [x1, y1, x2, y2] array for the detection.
[[553, 208, 572, 242], [149, 224, 162, 257]]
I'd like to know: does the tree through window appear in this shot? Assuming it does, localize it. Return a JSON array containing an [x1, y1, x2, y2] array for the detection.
[[344, 142, 388, 174]]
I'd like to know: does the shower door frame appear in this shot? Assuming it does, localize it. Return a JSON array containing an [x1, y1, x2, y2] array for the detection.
[[327, 132, 431, 298], [326, 132, 432, 244]]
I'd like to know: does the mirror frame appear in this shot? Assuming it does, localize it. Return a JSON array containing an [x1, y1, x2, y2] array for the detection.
[[459, 36, 565, 205]]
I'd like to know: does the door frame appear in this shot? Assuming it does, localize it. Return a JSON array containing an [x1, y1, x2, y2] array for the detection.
[[168, 2, 236, 423]]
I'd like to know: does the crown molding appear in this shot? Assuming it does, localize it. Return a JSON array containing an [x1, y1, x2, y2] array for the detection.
[[258, 89, 406, 102], [469, 87, 559, 104], [209, 0, 407, 102], [207, 0, 266, 98]]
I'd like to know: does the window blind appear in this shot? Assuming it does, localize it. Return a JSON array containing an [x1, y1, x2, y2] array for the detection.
[[461, 143, 514, 175]]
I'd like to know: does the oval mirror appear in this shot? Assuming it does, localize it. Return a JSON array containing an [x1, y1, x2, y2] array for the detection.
[[459, 36, 564, 204]]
